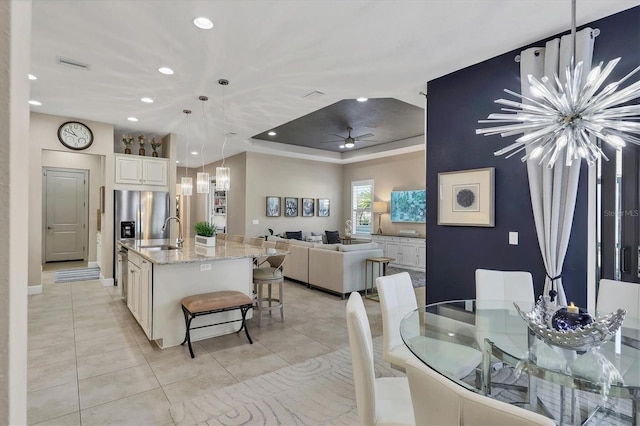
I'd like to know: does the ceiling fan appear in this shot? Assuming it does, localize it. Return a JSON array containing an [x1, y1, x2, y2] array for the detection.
[[324, 127, 374, 149]]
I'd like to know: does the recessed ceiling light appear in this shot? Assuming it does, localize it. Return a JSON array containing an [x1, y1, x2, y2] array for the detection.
[[28, 100, 42, 106], [158, 67, 174, 75], [339, 144, 345, 149], [127, 117, 138, 122], [357, 97, 368, 102], [268, 131, 276, 136], [140, 97, 154, 103], [191, 151, 198, 155], [28, 74, 37, 80], [193, 17, 213, 29]]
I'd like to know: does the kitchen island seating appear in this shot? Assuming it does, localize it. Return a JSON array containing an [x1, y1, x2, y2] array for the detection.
[[253, 254, 287, 326], [181, 290, 253, 358], [405, 357, 554, 425], [346, 292, 415, 425]]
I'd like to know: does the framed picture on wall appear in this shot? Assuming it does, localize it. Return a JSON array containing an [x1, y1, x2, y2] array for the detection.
[[437, 167, 494, 227], [302, 198, 315, 217], [317, 198, 330, 217], [284, 197, 298, 217], [266, 196, 281, 217]]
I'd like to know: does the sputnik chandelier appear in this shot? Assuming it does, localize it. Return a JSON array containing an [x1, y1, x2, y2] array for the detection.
[[476, 0, 640, 168]]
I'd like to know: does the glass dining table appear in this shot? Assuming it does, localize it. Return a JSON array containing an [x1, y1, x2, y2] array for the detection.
[[400, 299, 640, 425]]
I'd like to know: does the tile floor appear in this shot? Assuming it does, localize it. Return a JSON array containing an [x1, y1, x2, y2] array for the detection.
[[28, 262, 397, 425]]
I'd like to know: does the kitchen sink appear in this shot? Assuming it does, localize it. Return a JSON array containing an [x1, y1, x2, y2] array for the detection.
[[139, 245, 179, 251]]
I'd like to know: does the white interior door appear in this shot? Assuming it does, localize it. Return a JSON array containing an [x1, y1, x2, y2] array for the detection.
[[44, 168, 88, 262]]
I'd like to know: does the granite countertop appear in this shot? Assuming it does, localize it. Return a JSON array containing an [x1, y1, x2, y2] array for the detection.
[[119, 239, 285, 265]]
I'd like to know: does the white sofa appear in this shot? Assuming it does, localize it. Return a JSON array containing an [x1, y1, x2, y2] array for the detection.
[[308, 243, 383, 298], [265, 236, 382, 298]]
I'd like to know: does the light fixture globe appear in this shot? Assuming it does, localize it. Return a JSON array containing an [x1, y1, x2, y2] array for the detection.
[[215, 167, 230, 190], [477, 58, 640, 168]]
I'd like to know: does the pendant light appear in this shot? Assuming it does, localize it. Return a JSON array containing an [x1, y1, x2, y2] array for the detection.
[[196, 95, 210, 194], [216, 79, 231, 191], [181, 109, 193, 196], [476, 0, 640, 168]]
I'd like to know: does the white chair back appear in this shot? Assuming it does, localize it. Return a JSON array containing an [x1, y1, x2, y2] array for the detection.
[[475, 269, 534, 303], [598, 279, 640, 317], [406, 358, 554, 426], [376, 272, 418, 364], [346, 292, 376, 426]]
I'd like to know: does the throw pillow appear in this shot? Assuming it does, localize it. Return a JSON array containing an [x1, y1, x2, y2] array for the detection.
[[325, 230, 340, 244], [286, 231, 303, 240]]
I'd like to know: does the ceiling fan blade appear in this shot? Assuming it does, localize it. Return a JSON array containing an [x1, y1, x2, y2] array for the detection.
[[330, 134, 346, 139], [320, 140, 344, 143], [353, 133, 374, 140]]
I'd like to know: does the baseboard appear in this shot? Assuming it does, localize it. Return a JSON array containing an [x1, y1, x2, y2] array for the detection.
[[28, 285, 43, 295], [88, 261, 98, 268], [100, 275, 114, 287]]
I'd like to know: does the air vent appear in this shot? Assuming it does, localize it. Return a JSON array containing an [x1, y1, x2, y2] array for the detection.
[[56, 56, 90, 70], [302, 90, 325, 99]]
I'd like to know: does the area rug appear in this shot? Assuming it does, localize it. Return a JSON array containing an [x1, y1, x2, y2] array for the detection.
[[386, 266, 425, 288], [54, 267, 101, 283], [170, 337, 402, 426]]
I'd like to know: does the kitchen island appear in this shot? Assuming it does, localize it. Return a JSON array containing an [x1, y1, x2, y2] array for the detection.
[[119, 238, 280, 348]]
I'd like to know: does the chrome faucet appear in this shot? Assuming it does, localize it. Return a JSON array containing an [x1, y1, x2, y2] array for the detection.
[[162, 216, 183, 248]]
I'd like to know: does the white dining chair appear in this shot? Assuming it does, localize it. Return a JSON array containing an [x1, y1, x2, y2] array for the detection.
[[406, 357, 555, 426], [597, 278, 640, 317], [475, 269, 534, 303], [345, 292, 414, 426], [377, 272, 482, 379]]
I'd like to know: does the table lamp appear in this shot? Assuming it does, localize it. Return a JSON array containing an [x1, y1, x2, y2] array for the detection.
[[373, 201, 388, 234]]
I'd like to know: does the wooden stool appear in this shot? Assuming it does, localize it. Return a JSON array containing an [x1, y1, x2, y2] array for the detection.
[[181, 290, 253, 358]]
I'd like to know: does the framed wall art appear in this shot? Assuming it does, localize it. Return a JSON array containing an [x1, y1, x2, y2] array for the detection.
[[266, 196, 281, 217], [302, 198, 315, 217], [437, 167, 495, 227], [317, 198, 330, 217], [284, 197, 298, 217]]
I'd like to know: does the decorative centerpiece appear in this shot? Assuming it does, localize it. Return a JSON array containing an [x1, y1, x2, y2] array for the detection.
[[122, 135, 133, 154], [551, 302, 594, 331], [194, 221, 217, 247], [150, 137, 161, 157], [344, 219, 352, 238], [514, 297, 626, 352], [138, 135, 146, 156]]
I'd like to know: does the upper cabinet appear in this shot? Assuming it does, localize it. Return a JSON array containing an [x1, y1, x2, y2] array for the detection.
[[115, 154, 168, 187]]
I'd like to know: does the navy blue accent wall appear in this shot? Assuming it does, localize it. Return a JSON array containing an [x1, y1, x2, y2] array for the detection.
[[426, 6, 640, 306]]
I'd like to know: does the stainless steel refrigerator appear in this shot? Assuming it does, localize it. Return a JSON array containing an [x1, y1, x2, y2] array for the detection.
[[113, 190, 170, 285]]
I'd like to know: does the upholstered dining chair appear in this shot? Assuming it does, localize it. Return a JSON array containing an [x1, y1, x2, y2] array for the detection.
[[406, 357, 554, 425], [249, 237, 264, 248], [275, 240, 290, 250], [345, 292, 415, 426], [475, 269, 534, 303], [231, 235, 245, 243], [597, 278, 640, 318], [377, 272, 482, 378], [252, 254, 287, 326]]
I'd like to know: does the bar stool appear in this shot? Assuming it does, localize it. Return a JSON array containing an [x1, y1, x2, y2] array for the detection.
[[216, 233, 227, 241], [252, 254, 287, 326], [249, 237, 264, 247], [231, 235, 245, 243]]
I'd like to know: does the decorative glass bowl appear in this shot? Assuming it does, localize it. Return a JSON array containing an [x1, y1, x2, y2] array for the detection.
[[514, 297, 626, 352]]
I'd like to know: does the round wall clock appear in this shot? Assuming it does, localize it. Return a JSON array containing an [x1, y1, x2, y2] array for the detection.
[[57, 121, 94, 150]]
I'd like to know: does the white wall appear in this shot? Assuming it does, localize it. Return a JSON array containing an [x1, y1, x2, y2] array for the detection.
[[29, 112, 115, 288], [343, 150, 426, 236], [1, 1, 31, 423]]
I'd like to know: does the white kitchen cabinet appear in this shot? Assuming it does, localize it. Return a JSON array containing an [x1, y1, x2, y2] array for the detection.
[[115, 154, 168, 186], [127, 251, 152, 337], [369, 234, 425, 272], [96, 232, 102, 269]]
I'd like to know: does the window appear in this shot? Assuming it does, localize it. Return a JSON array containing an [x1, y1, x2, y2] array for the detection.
[[351, 179, 373, 235]]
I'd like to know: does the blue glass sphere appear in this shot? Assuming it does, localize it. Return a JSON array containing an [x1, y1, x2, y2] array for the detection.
[[551, 306, 593, 331]]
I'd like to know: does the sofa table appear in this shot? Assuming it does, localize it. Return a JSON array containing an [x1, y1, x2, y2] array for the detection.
[[364, 256, 395, 301]]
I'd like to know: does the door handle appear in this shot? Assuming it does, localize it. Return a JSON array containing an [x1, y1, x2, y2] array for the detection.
[[621, 247, 630, 274], [47, 226, 52, 230]]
